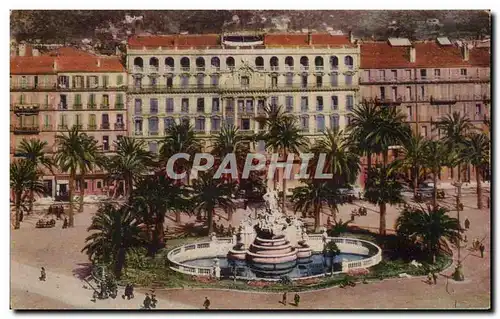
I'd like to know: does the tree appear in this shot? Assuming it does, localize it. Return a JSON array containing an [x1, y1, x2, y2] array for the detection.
[[323, 240, 340, 275], [77, 133, 103, 212], [263, 115, 308, 212], [401, 133, 427, 199], [130, 175, 191, 255], [107, 137, 154, 197], [346, 102, 381, 178], [459, 133, 490, 209], [364, 161, 405, 235], [396, 205, 462, 263], [159, 122, 201, 185], [191, 170, 236, 235], [291, 181, 343, 232], [82, 203, 145, 278], [436, 112, 474, 182], [16, 138, 53, 214], [54, 127, 93, 227], [423, 140, 450, 209], [10, 159, 45, 229]]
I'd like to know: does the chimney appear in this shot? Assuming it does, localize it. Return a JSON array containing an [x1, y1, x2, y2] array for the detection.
[[348, 30, 354, 43], [462, 45, 470, 61], [53, 59, 58, 71], [409, 46, 416, 63], [307, 32, 312, 45], [97, 58, 101, 67]]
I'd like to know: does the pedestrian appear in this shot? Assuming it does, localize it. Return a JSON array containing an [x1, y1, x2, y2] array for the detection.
[[432, 272, 437, 285], [479, 243, 485, 258], [473, 238, 480, 250], [203, 297, 210, 310], [39, 267, 46, 281], [62, 217, 68, 229], [282, 292, 287, 305], [294, 293, 300, 306], [464, 218, 470, 230], [143, 293, 151, 309], [427, 272, 433, 285]]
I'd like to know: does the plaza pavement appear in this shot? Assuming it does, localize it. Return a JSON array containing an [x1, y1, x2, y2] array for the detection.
[[10, 186, 490, 309]]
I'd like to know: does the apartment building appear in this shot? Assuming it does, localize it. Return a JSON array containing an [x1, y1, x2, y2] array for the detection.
[[10, 48, 127, 197], [360, 37, 491, 185]]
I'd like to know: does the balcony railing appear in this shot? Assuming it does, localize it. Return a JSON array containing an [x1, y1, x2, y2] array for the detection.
[[115, 103, 125, 110], [255, 66, 264, 71], [114, 123, 125, 130], [12, 125, 40, 134], [373, 96, 403, 105], [133, 66, 143, 73], [180, 67, 191, 72], [87, 103, 97, 109], [165, 66, 175, 72], [315, 66, 324, 71], [285, 65, 294, 71], [270, 66, 279, 71], [100, 104, 110, 110], [196, 67, 206, 72], [41, 124, 53, 131], [101, 123, 110, 130], [148, 66, 159, 73], [134, 131, 143, 136], [88, 124, 97, 130], [430, 95, 457, 105], [58, 104, 68, 110], [73, 124, 83, 130], [360, 74, 490, 84], [149, 131, 159, 136], [73, 104, 83, 110], [10, 84, 57, 91], [58, 124, 68, 130], [300, 65, 309, 71], [13, 104, 40, 113]]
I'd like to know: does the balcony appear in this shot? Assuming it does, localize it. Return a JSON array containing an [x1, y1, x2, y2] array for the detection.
[[430, 95, 457, 105], [101, 123, 110, 130], [270, 66, 279, 72], [100, 104, 110, 110], [115, 103, 125, 110], [10, 84, 57, 92], [133, 66, 143, 73], [255, 66, 264, 71], [87, 103, 97, 110], [285, 65, 294, 72], [41, 124, 53, 131], [73, 104, 83, 110], [180, 67, 191, 73], [360, 74, 490, 84], [13, 104, 40, 113], [114, 123, 125, 130], [196, 67, 206, 72], [373, 96, 403, 106], [58, 124, 68, 130], [164, 66, 175, 73], [134, 131, 143, 136], [12, 125, 39, 135], [87, 124, 97, 131], [58, 103, 68, 110], [73, 124, 83, 130], [149, 131, 159, 136], [148, 66, 159, 73], [315, 66, 325, 72], [300, 65, 309, 71]]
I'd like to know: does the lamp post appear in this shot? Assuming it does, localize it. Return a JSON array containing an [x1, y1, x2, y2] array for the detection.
[[452, 181, 464, 281]]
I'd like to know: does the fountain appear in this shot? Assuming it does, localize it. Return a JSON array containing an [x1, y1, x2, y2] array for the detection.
[[167, 187, 382, 281], [227, 187, 312, 276]]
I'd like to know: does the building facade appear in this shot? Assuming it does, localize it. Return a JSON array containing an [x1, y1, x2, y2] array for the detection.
[[10, 48, 127, 197], [359, 38, 491, 185]]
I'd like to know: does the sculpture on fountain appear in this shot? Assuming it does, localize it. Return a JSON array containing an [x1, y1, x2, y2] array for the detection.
[[227, 186, 312, 276]]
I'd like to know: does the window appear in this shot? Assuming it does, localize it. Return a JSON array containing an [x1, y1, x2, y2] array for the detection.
[[212, 98, 220, 112], [420, 69, 427, 79], [316, 115, 325, 132], [257, 99, 265, 113], [166, 76, 173, 88], [150, 98, 158, 114], [255, 56, 264, 69], [226, 98, 234, 113], [346, 95, 354, 111], [330, 56, 338, 69], [210, 75, 219, 87], [164, 117, 175, 130], [197, 74, 204, 88], [344, 56, 353, 69], [406, 86, 412, 101], [331, 73, 338, 86], [134, 77, 142, 88], [226, 57, 235, 70], [285, 96, 294, 112], [166, 98, 174, 113], [241, 76, 250, 88], [391, 87, 398, 100], [116, 75, 123, 86], [476, 103, 482, 115], [378, 70, 386, 80], [195, 117, 206, 131], [20, 76, 27, 88], [420, 86, 425, 98], [301, 75, 308, 88], [116, 114, 124, 124], [316, 96, 323, 111], [346, 115, 352, 126], [331, 115, 339, 130], [102, 94, 109, 107], [73, 76, 84, 88], [460, 68, 467, 76], [380, 87, 386, 99], [270, 96, 278, 108], [224, 116, 234, 127], [74, 94, 82, 107], [180, 75, 189, 88], [134, 99, 142, 114], [102, 75, 109, 88], [102, 114, 109, 129], [286, 74, 293, 86], [316, 76, 323, 87], [241, 118, 251, 130], [246, 100, 254, 113], [405, 69, 411, 79], [148, 117, 159, 134], [391, 70, 397, 80], [149, 141, 158, 154], [89, 114, 96, 128], [421, 126, 428, 137], [197, 98, 205, 113], [238, 100, 245, 112], [301, 97, 308, 111], [116, 94, 124, 108], [271, 75, 278, 88], [211, 117, 221, 131], [97, 181, 102, 189], [331, 96, 338, 110], [134, 118, 143, 134], [345, 74, 352, 85], [434, 69, 441, 77], [75, 114, 82, 127], [407, 106, 412, 120], [102, 136, 109, 151], [300, 116, 309, 131], [181, 98, 189, 113]]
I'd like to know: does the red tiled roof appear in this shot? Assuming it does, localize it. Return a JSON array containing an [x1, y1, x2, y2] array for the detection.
[[264, 33, 354, 47], [128, 34, 220, 49], [360, 42, 490, 69], [48, 47, 96, 57], [56, 56, 126, 73], [10, 56, 56, 74]]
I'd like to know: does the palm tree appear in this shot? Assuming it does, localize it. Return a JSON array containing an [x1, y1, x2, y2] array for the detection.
[[237, 171, 266, 209], [347, 102, 381, 178], [401, 134, 427, 198], [309, 129, 360, 184], [291, 181, 343, 232], [159, 122, 201, 184], [77, 134, 103, 212], [436, 112, 474, 182], [130, 175, 191, 255], [107, 137, 154, 197], [396, 205, 462, 263], [364, 161, 405, 235], [82, 203, 145, 278], [323, 240, 341, 275], [54, 127, 88, 227], [16, 138, 53, 214], [191, 170, 236, 235], [422, 140, 450, 209], [459, 133, 490, 209], [10, 159, 45, 229], [263, 116, 308, 212]]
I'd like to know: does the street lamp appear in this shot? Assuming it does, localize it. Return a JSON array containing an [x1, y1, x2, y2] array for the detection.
[[452, 181, 464, 281]]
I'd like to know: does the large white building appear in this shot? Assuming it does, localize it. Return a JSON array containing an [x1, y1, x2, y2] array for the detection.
[[126, 32, 360, 155]]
